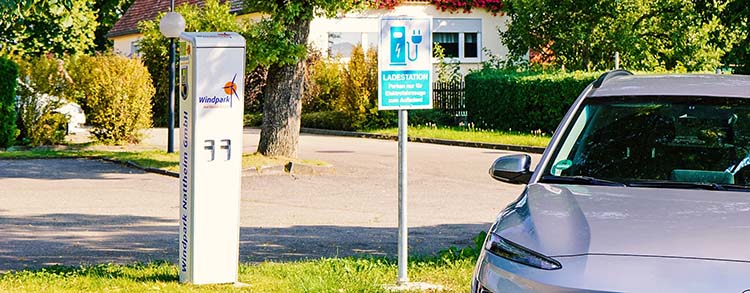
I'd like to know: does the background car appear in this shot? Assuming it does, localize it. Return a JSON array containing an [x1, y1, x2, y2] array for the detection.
[[473, 70, 750, 292]]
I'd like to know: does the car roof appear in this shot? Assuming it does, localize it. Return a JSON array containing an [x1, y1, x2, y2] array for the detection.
[[589, 74, 750, 98]]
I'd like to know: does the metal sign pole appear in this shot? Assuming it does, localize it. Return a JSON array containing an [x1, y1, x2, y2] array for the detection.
[[398, 109, 408, 284]]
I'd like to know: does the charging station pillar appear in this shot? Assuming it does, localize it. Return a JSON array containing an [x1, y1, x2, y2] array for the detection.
[[178, 32, 245, 285]]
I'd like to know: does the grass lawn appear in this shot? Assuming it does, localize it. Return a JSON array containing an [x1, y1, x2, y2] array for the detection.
[[0, 148, 329, 173], [0, 257, 475, 292], [365, 125, 551, 148]]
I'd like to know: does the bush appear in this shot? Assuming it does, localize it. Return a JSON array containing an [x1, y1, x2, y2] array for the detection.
[[0, 57, 19, 148], [301, 111, 355, 131], [408, 109, 455, 126], [244, 113, 263, 127], [14, 55, 71, 146], [66, 54, 154, 144], [465, 69, 602, 133], [303, 51, 342, 113], [340, 45, 379, 130]]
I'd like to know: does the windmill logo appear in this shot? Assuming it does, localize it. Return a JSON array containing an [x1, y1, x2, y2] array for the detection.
[[222, 73, 240, 108]]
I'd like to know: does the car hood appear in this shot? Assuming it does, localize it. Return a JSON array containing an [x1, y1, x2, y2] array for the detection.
[[495, 183, 750, 262]]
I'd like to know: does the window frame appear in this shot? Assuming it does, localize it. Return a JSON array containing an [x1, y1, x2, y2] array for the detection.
[[432, 18, 482, 64]]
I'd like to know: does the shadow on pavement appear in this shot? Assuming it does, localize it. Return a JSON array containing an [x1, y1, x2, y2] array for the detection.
[[0, 213, 489, 273], [0, 158, 144, 180]]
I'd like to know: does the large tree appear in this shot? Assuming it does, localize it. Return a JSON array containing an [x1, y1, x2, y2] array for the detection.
[[244, 0, 360, 158], [502, 0, 737, 71], [0, 0, 98, 57]]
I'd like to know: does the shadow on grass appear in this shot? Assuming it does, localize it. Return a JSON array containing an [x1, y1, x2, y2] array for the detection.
[[0, 212, 488, 275]]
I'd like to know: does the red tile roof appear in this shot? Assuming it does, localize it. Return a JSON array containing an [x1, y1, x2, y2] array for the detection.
[[106, 0, 244, 38]]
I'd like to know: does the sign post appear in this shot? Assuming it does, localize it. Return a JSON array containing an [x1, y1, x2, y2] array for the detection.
[[379, 17, 432, 284], [178, 32, 245, 285]]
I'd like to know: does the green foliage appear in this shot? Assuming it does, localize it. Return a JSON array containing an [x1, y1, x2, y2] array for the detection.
[[243, 0, 363, 70], [502, 0, 737, 72], [137, 0, 247, 126], [434, 43, 462, 83], [465, 69, 602, 133], [720, 0, 750, 74], [301, 111, 356, 131], [66, 54, 154, 144], [340, 45, 380, 129], [0, 57, 19, 148], [438, 231, 487, 263], [408, 110, 455, 126], [244, 113, 263, 127], [14, 56, 71, 146], [303, 51, 343, 113], [0, 0, 98, 57], [93, 0, 135, 51]]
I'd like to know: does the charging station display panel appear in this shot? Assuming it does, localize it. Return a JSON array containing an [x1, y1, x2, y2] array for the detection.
[[378, 17, 432, 110], [178, 32, 245, 285]]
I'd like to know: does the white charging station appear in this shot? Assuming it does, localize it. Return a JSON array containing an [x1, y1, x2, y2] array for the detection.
[[178, 32, 245, 285]]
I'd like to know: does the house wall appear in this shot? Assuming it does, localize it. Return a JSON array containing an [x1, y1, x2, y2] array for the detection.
[[110, 6, 510, 76], [111, 34, 143, 57], [309, 3, 509, 75]]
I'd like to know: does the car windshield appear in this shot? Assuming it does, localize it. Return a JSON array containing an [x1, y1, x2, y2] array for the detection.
[[543, 96, 750, 188]]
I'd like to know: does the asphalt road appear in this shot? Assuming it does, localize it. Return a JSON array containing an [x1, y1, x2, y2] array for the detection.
[[0, 128, 541, 272]]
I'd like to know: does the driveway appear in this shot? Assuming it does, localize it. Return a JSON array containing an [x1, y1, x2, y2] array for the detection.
[[0, 129, 541, 272]]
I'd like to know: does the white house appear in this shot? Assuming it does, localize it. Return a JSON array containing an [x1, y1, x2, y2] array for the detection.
[[108, 0, 510, 74]]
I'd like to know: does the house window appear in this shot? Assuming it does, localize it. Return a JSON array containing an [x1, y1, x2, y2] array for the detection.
[[464, 33, 478, 58], [434, 33, 459, 58], [432, 18, 482, 62], [328, 32, 364, 58], [130, 41, 141, 58]]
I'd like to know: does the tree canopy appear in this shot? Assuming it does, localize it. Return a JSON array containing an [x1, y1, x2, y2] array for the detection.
[[0, 0, 98, 56], [502, 0, 740, 72]]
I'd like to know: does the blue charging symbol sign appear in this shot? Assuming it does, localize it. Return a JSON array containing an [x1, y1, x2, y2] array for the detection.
[[379, 17, 432, 110]]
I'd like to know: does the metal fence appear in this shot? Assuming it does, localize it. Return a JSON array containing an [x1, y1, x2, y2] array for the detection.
[[433, 80, 466, 120]]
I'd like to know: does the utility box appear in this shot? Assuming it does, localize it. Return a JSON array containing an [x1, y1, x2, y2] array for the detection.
[[178, 32, 245, 285]]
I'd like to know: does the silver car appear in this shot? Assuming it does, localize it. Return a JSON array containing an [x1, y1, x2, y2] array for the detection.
[[473, 71, 750, 292]]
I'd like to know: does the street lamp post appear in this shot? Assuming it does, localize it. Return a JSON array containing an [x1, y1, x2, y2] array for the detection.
[[159, 5, 185, 153]]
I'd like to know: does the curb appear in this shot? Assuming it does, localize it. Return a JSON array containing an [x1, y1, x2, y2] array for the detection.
[[300, 128, 546, 154], [99, 157, 335, 178]]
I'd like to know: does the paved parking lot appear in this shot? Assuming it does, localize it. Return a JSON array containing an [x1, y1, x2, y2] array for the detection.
[[0, 129, 540, 272]]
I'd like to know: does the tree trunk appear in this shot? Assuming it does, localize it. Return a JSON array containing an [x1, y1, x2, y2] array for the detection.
[[257, 17, 311, 158]]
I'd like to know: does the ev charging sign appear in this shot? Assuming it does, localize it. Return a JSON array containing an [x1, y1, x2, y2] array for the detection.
[[178, 32, 245, 285], [379, 17, 432, 110]]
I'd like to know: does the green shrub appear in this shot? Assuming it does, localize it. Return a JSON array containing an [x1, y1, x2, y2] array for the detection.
[[14, 56, 71, 146], [303, 51, 342, 113], [408, 109, 455, 126], [301, 111, 355, 131], [0, 57, 19, 148], [67, 54, 154, 144], [465, 69, 602, 133], [244, 113, 263, 127], [340, 45, 379, 130]]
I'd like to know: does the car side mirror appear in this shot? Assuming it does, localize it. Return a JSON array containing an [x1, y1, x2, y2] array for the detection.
[[490, 154, 532, 184]]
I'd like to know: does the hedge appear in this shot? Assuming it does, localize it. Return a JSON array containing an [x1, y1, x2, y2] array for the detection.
[[0, 57, 19, 148], [465, 69, 603, 133]]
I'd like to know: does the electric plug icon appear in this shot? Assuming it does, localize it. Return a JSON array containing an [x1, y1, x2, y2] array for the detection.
[[407, 29, 422, 62], [411, 30, 423, 45]]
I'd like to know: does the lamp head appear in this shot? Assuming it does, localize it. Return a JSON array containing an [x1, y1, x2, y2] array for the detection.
[[159, 11, 185, 38]]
